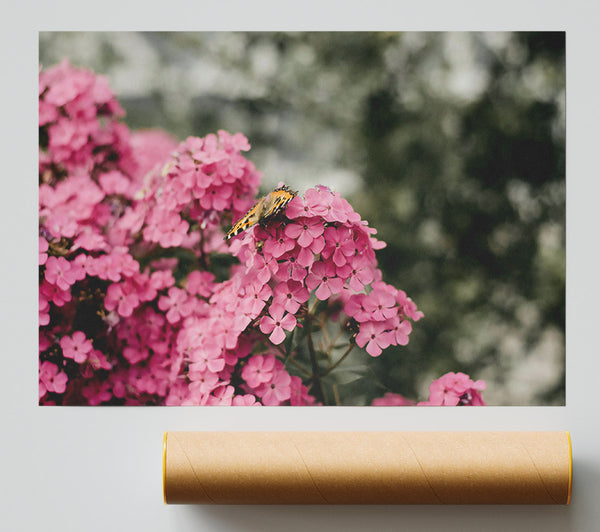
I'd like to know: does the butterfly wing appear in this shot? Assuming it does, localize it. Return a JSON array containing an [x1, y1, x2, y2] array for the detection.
[[224, 196, 267, 240], [224, 185, 297, 240]]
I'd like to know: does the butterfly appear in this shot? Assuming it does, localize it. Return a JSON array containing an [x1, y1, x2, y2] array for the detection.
[[224, 185, 297, 240]]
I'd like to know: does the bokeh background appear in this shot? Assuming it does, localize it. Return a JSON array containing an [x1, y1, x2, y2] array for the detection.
[[39, 31, 565, 405]]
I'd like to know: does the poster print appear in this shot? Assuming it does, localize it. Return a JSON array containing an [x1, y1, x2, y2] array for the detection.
[[38, 32, 565, 406]]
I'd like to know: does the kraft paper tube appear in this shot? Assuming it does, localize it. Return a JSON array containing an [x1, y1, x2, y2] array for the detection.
[[163, 431, 572, 505]]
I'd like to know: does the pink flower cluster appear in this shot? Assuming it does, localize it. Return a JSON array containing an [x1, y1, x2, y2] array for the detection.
[[39, 59, 135, 178], [370, 371, 486, 406], [133, 131, 261, 252], [39, 61, 438, 407], [418, 372, 487, 406]]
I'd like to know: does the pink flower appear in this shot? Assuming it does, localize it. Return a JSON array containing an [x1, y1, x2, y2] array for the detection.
[[39, 361, 68, 397], [355, 321, 394, 357], [88, 349, 112, 370], [388, 317, 412, 346], [289, 375, 315, 406], [44, 256, 78, 291], [232, 394, 260, 406], [362, 287, 398, 321], [285, 217, 324, 248], [185, 271, 215, 298], [276, 254, 308, 282], [339, 254, 375, 292], [39, 99, 58, 125], [272, 280, 309, 314], [189, 371, 220, 397], [104, 282, 140, 317], [99, 170, 131, 195], [189, 350, 226, 375], [199, 184, 233, 211], [158, 213, 189, 248], [123, 346, 149, 365], [240, 282, 272, 318], [72, 228, 107, 252], [241, 354, 276, 389], [321, 226, 356, 267], [256, 368, 292, 405], [263, 230, 296, 259], [371, 392, 414, 406], [39, 292, 50, 326], [286, 188, 328, 219], [397, 289, 425, 321], [306, 261, 344, 300], [419, 372, 487, 406], [39, 237, 49, 265], [206, 385, 236, 406], [60, 331, 93, 363], [158, 287, 195, 324], [259, 306, 297, 345]]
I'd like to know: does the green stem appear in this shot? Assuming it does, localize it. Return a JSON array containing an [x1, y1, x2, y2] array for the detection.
[[288, 357, 312, 378], [283, 327, 295, 364], [323, 342, 354, 376], [305, 316, 325, 404]]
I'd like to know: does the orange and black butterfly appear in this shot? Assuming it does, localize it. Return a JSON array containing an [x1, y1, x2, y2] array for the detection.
[[224, 185, 297, 240]]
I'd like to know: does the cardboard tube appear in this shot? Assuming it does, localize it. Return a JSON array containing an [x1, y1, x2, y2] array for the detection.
[[163, 431, 572, 505]]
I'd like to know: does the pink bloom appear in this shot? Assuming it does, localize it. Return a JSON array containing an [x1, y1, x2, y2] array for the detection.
[[362, 287, 398, 321], [206, 385, 236, 406], [99, 170, 131, 195], [232, 394, 260, 406], [397, 289, 425, 321], [259, 306, 297, 345], [241, 354, 276, 389], [185, 271, 215, 298], [248, 253, 277, 285], [39, 237, 49, 265], [321, 226, 356, 267], [387, 317, 412, 346], [285, 217, 324, 248], [199, 184, 232, 211], [256, 368, 292, 405], [276, 254, 308, 282], [272, 280, 309, 314], [189, 350, 226, 375], [104, 282, 140, 317], [263, 230, 296, 259], [240, 282, 272, 318], [39, 99, 58, 125], [158, 214, 189, 248], [158, 287, 195, 324], [149, 270, 176, 292], [82, 381, 113, 406], [40, 279, 71, 307], [340, 254, 375, 292], [189, 371, 220, 396], [289, 375, 315, 406], [371, 392, 414, 406], [419, 372, 487, 406], [72, 228, 107, 252], [39, 361, 68, 397], [88, 349, 112, 370], [44, 256, 78, 291], [286, 188, 328, 219], [60, 331, 93, 363], [123, 346, 149, 365], [305, 261, 344, 300], [355, 321, 394, 357], [39, 292, 50, 326]]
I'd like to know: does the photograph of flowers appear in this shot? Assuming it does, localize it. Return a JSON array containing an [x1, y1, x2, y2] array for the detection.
[[38, 32, 565, 406]]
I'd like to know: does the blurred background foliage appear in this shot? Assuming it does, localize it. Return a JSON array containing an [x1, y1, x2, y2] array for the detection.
[[39, 32, 565, 405]]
